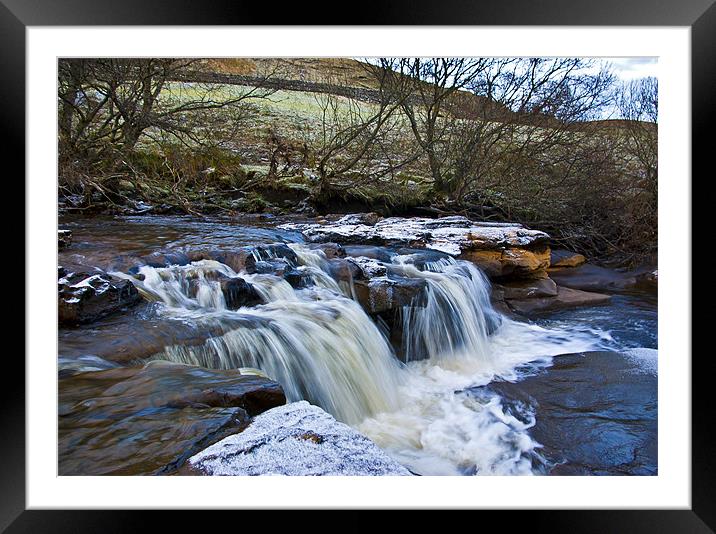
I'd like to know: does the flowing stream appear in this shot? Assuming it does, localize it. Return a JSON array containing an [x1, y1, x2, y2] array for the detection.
[[59, 215, 656, 476], [114, 242, 612, 475]]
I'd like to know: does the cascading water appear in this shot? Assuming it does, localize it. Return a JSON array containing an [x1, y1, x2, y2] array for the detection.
[[116, 243, 609, 473], [115, 255, 403, 425], [390, 256, 501, 364]]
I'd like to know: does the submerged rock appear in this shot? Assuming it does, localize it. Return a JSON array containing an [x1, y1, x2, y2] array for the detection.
[[309, 242, 346, 259], [280, 214, 551, 279], [58, 267, 142, 325], [187, 244, 299, 276], [187, 401, 412, 476]]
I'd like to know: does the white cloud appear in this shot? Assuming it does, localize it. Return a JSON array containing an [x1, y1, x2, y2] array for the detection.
[[604, 57, 658, 80]]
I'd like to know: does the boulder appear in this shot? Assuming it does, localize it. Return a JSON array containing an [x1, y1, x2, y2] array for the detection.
[[280, 214, 550, 280], [460, 246, 551, 280], [353, 277, 427, 314], [58, 229, 73, 249], [634, 269, 658, 289], [346, 256, 388, 279], [251, 259, 311, 288], [495, 277, 558, 300], [169, 375, 286, 415], [326, 258, 363, 284], [140, 251, 191, 268], [187, 249, 250, 273], [187, 401, 412, 476], [281, 214, 548, 252], [218, 275, 263, 309], [506, 286, 611, 315], [550, 249, 587, 268], [58, 267, 142, 325]]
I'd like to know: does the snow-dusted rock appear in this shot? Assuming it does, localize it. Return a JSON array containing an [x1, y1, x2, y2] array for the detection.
[[280, 214, 549, 254], [188, 401, 412, 476], [58, 229, 73, 249], [346, 256, 388, 278], [58, 266, 142, 325], [354, 277, 427, 314], [280, 214, 551, 279]]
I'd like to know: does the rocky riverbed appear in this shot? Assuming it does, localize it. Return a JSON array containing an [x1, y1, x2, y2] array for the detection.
[[57, 213, 657, 476]]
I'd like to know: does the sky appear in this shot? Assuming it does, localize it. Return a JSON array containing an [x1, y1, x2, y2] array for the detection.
[[604, 57, 658, 81]]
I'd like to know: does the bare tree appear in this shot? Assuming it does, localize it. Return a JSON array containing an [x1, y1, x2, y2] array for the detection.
[[58, 58, 279, 173], [303, 71, 422, 205]]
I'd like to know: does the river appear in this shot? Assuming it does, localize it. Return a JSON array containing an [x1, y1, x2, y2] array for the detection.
[[58, 214, 657, 476]]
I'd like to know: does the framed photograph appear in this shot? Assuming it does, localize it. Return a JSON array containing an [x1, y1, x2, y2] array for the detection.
[[8, 0, 706, 530]]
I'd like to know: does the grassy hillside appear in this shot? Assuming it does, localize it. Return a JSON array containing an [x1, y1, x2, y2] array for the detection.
[[58, 57, 657, 266]]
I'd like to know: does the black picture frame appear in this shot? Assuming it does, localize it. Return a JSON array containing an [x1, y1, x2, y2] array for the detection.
[[6, 0, 706, 530]]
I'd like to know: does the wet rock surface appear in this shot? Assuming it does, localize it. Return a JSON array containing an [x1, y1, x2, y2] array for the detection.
[[494, 277, 558, 300], [187, 401, 412, 476], [58, 361, 286, 475], [354, 277, 427, 314], [58, 267, 142, 325], [58, 305, 229, 364], [217, 275, 263, 309], [476, 350, 657, 475], [505, 285, 611, 315], [549, 263, 654, 293]]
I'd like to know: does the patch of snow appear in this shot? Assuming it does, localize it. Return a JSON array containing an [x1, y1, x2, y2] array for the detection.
[[279, 215, 549, 256], [189, 401, 412, 476]]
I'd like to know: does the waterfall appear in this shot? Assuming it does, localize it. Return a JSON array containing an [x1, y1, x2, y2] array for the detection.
[[113, 242, 610, 474], [115, 255, 403, 425], [114, 245, 508, 425], [390, 256, 501, 365]]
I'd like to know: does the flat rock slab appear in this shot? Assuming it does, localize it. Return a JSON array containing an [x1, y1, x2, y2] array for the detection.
[[280, 214, 549, 256], [506, 285, 611, 315], [281, 214, 551, 280], [188, 401, 412, 476], [480, 350, 657, 475], [58, 361, 286, 475], [548, 263, 645, 292]]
